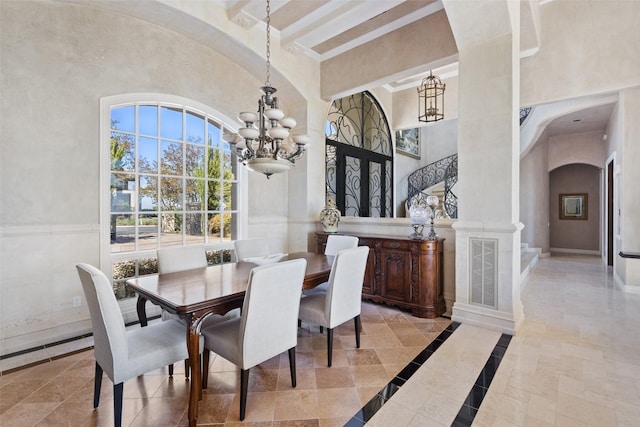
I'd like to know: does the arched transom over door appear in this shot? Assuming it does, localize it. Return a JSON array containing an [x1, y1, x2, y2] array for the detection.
[[325, 92, 393, 218]]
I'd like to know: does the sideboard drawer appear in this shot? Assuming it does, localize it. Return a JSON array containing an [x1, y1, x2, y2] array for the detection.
[[381, 240, 411, 251]]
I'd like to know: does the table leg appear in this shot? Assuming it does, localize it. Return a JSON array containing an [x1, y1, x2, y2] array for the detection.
[[136, 296, 148, 327], [187, 316, 200, 427]]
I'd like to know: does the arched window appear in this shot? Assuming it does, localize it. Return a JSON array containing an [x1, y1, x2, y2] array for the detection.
[[326, 92, 393, 217], [101, 94, 243, 302]]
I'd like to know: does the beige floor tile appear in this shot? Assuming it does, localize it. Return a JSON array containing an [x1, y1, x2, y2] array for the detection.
[[5, 254, 638, 426]]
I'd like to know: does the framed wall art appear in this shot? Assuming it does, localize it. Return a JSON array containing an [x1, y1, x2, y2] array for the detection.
[[395, 128, 420, 159], [559, 193, 588, 220]]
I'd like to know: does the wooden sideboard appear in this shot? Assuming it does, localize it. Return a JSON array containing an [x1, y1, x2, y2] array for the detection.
[[315, 233, 446, 318]]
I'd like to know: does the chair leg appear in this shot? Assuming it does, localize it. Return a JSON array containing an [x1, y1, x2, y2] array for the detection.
[[298, 319, 301, 328], [168, 363, 174, 376], [320, 325, 324, 334], [354, 315, 361, 348], [202, 350, 210, 389], [113, 382, 123, 427], [240, 368, 250, 421], [327, 328, 334, 367], [184, 359, 190, 379], [288, 347, 297, 388], [93, 362, 103, 408]]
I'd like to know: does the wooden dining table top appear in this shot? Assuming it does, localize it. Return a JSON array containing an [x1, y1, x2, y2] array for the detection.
[[125, 251, 333, 317]]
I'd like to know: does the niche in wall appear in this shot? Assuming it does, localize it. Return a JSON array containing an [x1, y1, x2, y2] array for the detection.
[[549, 164, 600, 252]]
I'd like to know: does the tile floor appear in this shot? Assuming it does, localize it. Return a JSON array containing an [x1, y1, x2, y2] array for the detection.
[[0, 301, 450, 426], [2, 253, 640, 426]]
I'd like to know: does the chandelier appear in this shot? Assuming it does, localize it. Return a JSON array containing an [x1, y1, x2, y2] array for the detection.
[[417, 70, 445, 123], [222, 0, 309, 179]]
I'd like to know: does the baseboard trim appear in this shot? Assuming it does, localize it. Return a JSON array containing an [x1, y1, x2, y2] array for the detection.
[[550, 248, 600, 255]]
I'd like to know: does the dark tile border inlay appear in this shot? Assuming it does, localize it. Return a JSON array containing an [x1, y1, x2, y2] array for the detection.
[[451, 333, 512, 427], [345, 321, 462, 425]]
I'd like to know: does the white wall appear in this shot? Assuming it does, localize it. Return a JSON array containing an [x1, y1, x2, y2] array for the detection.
[[520, 138, 549, 252], [520, 0, 640, 107], [0, 0, 306, 354]]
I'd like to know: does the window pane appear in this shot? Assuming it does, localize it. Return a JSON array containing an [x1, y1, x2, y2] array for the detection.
[[111, 106, 134, 132], [326, 145, 337, 203], [160, 213, 183, 246], [224, 212, 237, 241], [207, 212, 232, 241], [110, 132, 135, 172], [113, 259, 136, 280], [345, 156, 361, 216], [186, 111, 205, 144], [222, 148, 235, 179], [185, 178, 204, 210], [110, 213, 134, 253], [206, 249, 232, 265], [222, 181, 233, 210], [138, 136, 158, 173], [139, 175, 158, 211], [207, 147, 223, 178], [206, 179, 222, 211], [138, 214, 158, 250], [369, 161, 381, 218], [185, 144, 204, 177], [161, 140, 183, 175], [160, 177, 182, 210], [161, 106, 183, 140], [138, 257, 158, 275], [111, 173, 135, 212], [185, 213, 205, 238], [138, 105, 158, 136], [207, 120, 221, 146]]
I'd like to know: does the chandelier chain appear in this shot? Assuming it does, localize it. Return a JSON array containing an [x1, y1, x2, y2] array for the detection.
[[265, 0, 271, 87]]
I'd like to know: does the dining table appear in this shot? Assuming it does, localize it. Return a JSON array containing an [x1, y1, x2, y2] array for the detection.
[[125, 251, 333, 427]]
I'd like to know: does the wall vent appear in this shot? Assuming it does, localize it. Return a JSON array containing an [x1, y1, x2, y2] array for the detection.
[[470, 238, 498, 308]]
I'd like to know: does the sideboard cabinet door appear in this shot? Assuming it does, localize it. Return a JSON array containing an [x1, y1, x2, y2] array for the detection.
[[379, 242, 412, 303], [314, 233, 445, 318]]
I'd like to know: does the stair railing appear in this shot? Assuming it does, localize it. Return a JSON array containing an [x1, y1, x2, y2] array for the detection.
[[407, 153, 458, 217], [444, 155, 458, 218]]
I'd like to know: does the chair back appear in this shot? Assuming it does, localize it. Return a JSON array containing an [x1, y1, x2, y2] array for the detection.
[[324, 235, 359, 256], [239, 259, 306, 369], [234, 238, 271, 261], [76, 263, 127, 380], [324, 246, 370, 328], [157, 244, 207, 274]]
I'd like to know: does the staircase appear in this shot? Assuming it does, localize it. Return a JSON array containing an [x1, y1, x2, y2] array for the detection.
[[407, 153, 458, 218]]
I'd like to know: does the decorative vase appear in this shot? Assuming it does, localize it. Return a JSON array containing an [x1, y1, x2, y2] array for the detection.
[[320, 199, 341, 233]]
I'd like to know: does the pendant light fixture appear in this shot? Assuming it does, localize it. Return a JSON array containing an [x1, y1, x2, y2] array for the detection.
[[417, 70, 445, 123], [222, 0, 309, 178]]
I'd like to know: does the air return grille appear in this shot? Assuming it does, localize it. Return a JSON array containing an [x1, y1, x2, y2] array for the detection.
[[470, 238, 498, 308]]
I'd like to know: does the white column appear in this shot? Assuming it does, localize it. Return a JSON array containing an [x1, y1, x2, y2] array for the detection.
[[444, 0, 524, 334]]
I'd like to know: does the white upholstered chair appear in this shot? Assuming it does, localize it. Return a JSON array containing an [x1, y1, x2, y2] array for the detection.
[[76, 263, 198, 427], [233, 237, 271, 261], [297, 246, 369, 367], [157, 244, 208, 275], [303, 234, 359, 295], [156, 244, 239, 375], [324, 234, 359, 256], [201, 259, 307, 421]]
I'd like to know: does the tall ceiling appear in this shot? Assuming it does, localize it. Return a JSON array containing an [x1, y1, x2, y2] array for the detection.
[[58, 0, 616, 139], [225, 0, 442, 60], [223, 0, 449, 89]]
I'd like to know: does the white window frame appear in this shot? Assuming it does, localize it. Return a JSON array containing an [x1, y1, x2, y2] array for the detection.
[[99, 93, 248, 318]]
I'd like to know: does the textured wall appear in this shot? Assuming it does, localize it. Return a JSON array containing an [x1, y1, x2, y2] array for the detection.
[[520, 138, 549, 253], [0, 0, 294, 354], [549, 164, 600, 251]]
